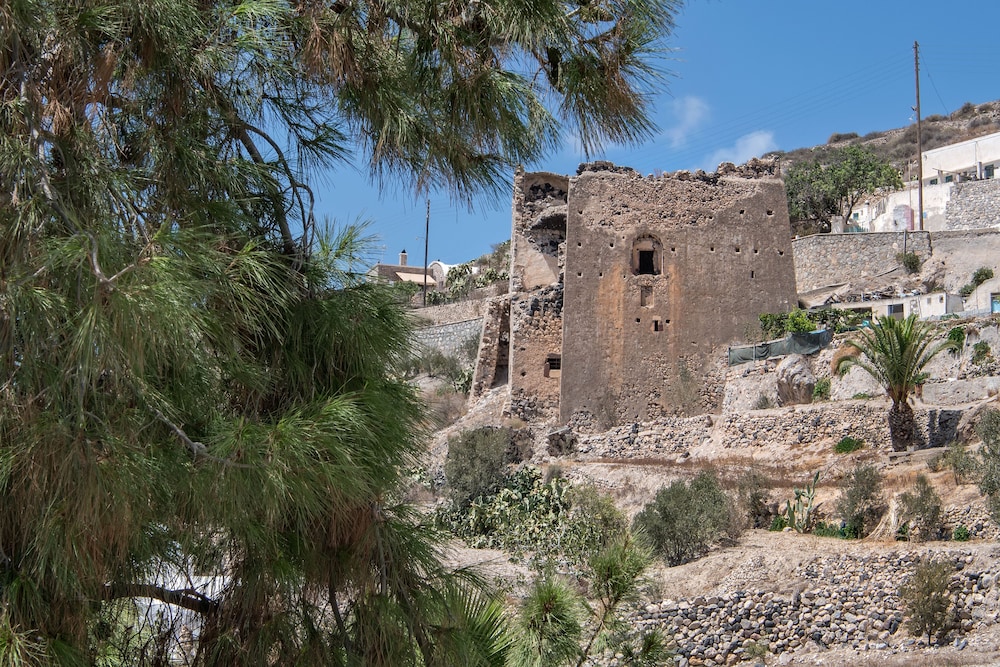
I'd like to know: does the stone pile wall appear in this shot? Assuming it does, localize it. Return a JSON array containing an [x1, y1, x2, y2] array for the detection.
[[634, 551, 997, 667], [946, 179, 1000, 230], [413, 298, 489, 326], [573, 402, 962, 459], [791, 232, 932, 294], [412, 318, 482, 359]]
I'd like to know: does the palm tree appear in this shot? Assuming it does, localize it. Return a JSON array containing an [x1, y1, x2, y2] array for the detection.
[[839, 314, 956, 451]]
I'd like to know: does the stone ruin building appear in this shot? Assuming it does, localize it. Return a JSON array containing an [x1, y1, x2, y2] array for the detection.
[[478, 160, 798, 429]]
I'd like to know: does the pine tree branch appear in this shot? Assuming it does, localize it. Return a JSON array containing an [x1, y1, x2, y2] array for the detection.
[[103, 583, 220, 616]]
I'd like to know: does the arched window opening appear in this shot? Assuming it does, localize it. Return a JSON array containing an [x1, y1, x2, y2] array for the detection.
[[631, 235, 662, 276]]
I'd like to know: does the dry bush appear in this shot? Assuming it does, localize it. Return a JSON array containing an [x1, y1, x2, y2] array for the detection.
[[831, 343, 861, 375]]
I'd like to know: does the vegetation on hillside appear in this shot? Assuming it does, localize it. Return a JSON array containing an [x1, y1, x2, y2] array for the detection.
[[837, 315, 957, 451]]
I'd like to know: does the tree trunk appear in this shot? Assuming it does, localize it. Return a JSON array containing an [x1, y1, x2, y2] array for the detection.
[[888, 400, 918, 451]]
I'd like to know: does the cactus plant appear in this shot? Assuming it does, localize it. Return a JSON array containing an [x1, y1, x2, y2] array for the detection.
[[784, 472, 820, 533]]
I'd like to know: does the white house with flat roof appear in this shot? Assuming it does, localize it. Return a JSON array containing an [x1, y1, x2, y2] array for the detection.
[[922, 130, 1000, 186], [848, 130, 1000, 232]]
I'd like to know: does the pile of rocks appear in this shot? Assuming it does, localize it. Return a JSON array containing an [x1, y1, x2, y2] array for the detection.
[[631, 551, 998, 666]]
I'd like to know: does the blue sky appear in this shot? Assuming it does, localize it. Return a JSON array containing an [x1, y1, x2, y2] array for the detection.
[[314, 0, 1000, 267]]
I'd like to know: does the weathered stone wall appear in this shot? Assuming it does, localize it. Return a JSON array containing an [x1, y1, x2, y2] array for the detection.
[[470, 296, 509, 399], [636, 551, 997, 666], [412, 297, 490, 326], [575, 402, 963, 458], [791, 232, 932, 294], [560, 165, 797, 426], [508, 169, 568, 421], [412, 318, 482, 359], [946, 178, 1000, 230], [508, 286, 563, 421]]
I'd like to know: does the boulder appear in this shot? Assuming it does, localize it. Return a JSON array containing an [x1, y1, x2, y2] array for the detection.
[[776, 355, 816, 406]]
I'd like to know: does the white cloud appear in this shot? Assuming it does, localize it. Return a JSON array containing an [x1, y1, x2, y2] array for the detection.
[[664, 96, 710, 148], [703, 131, 778, 170]]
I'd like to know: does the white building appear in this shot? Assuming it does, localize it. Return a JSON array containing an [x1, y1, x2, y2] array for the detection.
[[838, 292, 964, 321], [848, 130, 1000, 233], [922, 130, 1000, 186]]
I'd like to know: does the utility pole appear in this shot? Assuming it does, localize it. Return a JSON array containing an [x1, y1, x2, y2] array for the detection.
[[914, 41, 924, 231], [422, 198, 430, 306]]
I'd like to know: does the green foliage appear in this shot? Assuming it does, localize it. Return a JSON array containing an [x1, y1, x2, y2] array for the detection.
[[632, 472, 738, 566], [786, 308, 815, 334], [976, 409, 1000, 521], [900, 560, 955, 645], [509, 536, 668, 667], [897, 252, 921, 274], [769, 514, 788, 531], [752, 394, 773, 410], [947, 326, 966, 354], [899, 475, 943, 541], [445, 427, 514, 508], [959, 267, 994, 297], [852, 393, 872, 400], [812, 377, 831, 401], [834, 436, 865, 454], [972, 341, 993, 365], [813, 521, 849, 539], [952, 525, 971, 542], [737, 468, 773, 529], [783, 472, 820, 533], [839, 314, 957, 451], [836, 464, 884, 538], [941, 442, 980, 484], [439, 468, 628, 568], [758, 308, 863, 340], [972, 267, 994, 285], [0, 0, 688, 660], [785, 145, 902, 226], [406, 347, 474, 393]]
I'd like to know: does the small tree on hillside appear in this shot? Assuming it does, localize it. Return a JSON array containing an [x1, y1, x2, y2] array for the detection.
[[785, 146, 901, 230], [838, 315, 956, 451]]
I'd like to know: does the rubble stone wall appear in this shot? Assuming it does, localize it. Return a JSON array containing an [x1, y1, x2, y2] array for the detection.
[[636, 551, 997, 666], [946, 178, 1000, 230], [575, 402, 963, 459], [412, 318, 483, 359], [792, 232, 932, 294]]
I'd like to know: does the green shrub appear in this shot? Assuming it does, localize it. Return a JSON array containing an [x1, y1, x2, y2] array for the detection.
[[947, 326, 965, 354], [897, 252, 921, 274], [444, 427, 512, 507], [633, 471, 737, 566], [769, 514, 788, 531], [900, 560, 955, 645], [752, 394, 773, 410], [952, 524, 971, 542], [834, 436, 864, 454], [812, 377, 831, 401], [836, 463, 884, 538], [959, 283, 976, 298], [942, 442, 979, 484], [972, 341, 992, 365], [438, 467, 628, 567], [977, 409, 1000, 521], [899, 474, 943, 542], [812, 521, 848, 538], [786, 308, 814, 334], [737, 468, 772, 529], [852, 392, 871, 400], [972, 267, 994, 285]]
